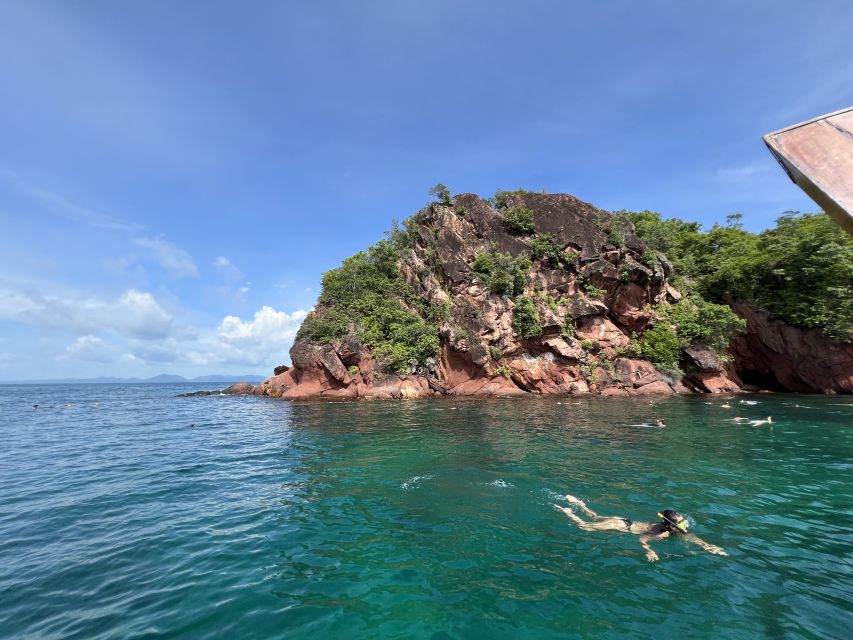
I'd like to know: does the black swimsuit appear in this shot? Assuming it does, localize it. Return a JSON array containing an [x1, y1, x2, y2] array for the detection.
[[622, 518, 633, 531]]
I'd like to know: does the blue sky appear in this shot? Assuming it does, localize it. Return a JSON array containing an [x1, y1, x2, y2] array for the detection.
[[1, 0, 852, 380]]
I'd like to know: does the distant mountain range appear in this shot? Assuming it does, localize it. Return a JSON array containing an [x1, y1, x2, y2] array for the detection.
[[0, 374, 267, 385]]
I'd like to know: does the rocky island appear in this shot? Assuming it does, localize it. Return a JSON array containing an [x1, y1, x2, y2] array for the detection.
[[253, 188, 853, 400]]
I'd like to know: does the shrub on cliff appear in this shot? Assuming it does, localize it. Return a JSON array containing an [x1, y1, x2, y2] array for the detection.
[[603, 214, 632, 247], [528, 233, 565, 268], [663, 296, 746, 353], [631, 323, 681, 377], [296, 237, 440, 372], [471, 248, 531, 297], [298, 308, 350, 343], [368, 317, 440, 372], [489, 188, 529, 210], [621, 210, 707, 283], [512, 296, 543, 339], [624, 210, 853, 343], [503, 207, 536, 235]]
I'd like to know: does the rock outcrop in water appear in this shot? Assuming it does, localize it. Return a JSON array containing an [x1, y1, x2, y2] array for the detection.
[[253, 190, 853, 400], [254, 191, 756, 400], [177, 382, 255, 397]]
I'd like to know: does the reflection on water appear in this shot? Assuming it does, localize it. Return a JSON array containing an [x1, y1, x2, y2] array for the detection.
[[0, 385, 851, 639]]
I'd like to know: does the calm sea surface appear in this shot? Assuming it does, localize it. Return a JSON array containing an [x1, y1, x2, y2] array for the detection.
[[1, 384, 851, 639]]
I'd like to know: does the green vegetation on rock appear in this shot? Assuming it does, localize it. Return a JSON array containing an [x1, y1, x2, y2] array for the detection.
[[512, 295, 543, 339], [528, 233, 565, 268], [630, 323, 682, 378], [494, 365, 512, 378], [296, 236, 440, 372], [471, 248, 531, 297], [603, 214, 632, 247], [585, 284, 607, 300], [752, 214, 853, 342], [503, 206, 536, 235], [624, 210, 853, 342], [489, 188, 530, 210], [662, 295, 747, 353]]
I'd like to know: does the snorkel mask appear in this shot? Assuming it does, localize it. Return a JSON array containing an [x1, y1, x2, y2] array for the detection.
[[658, 511, 689, 533]]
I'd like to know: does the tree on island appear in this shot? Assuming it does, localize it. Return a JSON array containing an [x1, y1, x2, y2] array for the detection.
[[428, 183, 452, 206]]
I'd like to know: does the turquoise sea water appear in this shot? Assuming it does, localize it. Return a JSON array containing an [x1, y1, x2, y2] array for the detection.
[[1, 384, 851, 639]]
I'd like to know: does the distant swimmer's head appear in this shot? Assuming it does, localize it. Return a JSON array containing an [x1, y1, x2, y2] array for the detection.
[[658, 510, 688, 533]]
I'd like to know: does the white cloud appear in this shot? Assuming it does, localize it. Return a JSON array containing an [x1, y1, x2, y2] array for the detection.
[[0, 283, 174, 340], [111, 290, 175, 339], [208, 306, 308, 366], [63, 335, 117, 363], [133, 236, 198, 277], [138, 306, 308, 369], [1, 278, 306, 372], [218, 306, 305, 340], [119, 305, 307, 370]]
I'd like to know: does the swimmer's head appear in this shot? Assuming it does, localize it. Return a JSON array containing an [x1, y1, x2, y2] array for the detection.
[[658, 510, 688, 533]]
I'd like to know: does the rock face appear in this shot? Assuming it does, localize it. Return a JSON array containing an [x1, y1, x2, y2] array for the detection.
[[256, 191, 708, 400], [681, 346, 742, 394], [729, 303, 853, 393]]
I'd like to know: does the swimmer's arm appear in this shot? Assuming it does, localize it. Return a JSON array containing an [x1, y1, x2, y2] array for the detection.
[[685, 534, 727, 556], [639, 532, 669, 562]]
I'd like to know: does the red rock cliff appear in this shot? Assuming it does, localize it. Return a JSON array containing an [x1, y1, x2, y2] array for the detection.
[[729, 302, 853, 393]]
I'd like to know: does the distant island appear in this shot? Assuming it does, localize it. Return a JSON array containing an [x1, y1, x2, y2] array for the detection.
[[251, 187, 852, 400], [1, 374, 267, 385]]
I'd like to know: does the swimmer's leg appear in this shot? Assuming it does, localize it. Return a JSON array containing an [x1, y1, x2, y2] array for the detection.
[[554, 507, 627, 533], [586, 517, 632, 532], [553, 505, 595, 531], [565, 495, 599, 518]]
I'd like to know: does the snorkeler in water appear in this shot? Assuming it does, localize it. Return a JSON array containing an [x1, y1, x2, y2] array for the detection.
[[554, 495, 727, 562]]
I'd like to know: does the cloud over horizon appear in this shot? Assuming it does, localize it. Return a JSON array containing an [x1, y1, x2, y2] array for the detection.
[[63, 335, 118, 363], [0, 280, 306, 376], [0, 284, 175, 340]]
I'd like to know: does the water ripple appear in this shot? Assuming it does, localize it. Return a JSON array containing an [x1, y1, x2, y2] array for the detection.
[[0, 386, 851, 639]]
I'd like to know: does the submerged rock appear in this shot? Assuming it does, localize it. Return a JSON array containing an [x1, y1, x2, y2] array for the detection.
[[176, 381, 255, 398]]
